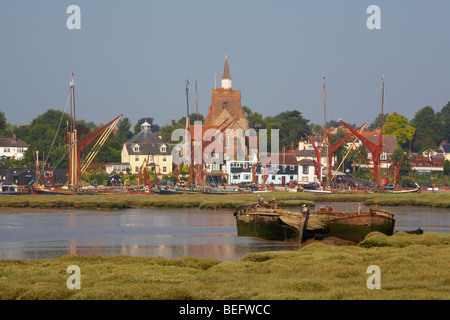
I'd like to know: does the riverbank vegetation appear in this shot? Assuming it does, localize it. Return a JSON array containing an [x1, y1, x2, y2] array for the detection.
[[1, 191, 450, 210], [0, 232, 448, 300]]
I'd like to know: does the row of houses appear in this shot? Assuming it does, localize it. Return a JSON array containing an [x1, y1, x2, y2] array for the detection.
[[3, 120, 450, 186]]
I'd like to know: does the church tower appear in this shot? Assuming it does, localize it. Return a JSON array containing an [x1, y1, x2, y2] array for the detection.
[[204, 55, 249, 131], [221, 55, 232, 89]]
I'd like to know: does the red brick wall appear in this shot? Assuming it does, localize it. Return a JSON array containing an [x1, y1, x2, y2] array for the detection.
[[204, 88, 246, 125]]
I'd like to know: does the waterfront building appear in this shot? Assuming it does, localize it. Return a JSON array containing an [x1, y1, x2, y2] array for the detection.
[[0, 135, 29, 161], [121, 121, 172, 176]]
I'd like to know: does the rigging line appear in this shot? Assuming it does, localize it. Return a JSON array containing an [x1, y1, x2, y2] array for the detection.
[[73, 86, 87, 125], [37, 92, 71, 182], [52, 147, 70, 170], [383, 89, 394, 115]]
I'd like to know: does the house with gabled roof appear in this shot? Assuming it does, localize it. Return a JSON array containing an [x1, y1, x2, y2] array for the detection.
[[121, 121, 172, 176], [0, 135, 29, 160], [440, 143, 450, 162]]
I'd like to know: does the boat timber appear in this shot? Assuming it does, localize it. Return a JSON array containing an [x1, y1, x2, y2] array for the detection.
[[233, 200, 309, 241], [312, 205, 395, 243]]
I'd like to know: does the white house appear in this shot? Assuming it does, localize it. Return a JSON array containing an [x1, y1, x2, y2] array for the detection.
[[297, 159, 318, 184], [0, 135, 29, 161]]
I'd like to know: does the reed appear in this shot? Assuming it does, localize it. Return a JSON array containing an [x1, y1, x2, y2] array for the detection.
[[0, 232, 448, 300]]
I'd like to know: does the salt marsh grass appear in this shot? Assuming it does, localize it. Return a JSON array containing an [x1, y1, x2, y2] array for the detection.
[[0, 233, 448, 300]]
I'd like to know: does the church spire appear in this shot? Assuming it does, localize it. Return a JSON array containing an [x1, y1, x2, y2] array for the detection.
[[221, 54, 232, 89]]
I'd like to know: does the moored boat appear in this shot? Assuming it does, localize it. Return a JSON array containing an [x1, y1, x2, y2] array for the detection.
[[0, 183, 21, 195], [32, 74, 122, 195], [33, 187, 76, 195]]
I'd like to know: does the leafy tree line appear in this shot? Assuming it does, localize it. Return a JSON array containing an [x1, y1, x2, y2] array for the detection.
[[1, 100, 449, 172], [0, 109, 162, 170], [325, 101, 450, 153]]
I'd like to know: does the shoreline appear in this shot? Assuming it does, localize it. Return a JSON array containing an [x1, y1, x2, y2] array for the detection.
[[1, 191, 450, 210]]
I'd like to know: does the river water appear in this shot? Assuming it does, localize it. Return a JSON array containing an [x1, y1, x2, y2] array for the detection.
[[0, 204, 448, 261]]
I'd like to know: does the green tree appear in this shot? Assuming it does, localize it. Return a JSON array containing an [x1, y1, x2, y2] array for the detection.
[[265, 110, 311, 150], [382, 113, 415, 147], [243, 106, 265, 130], [391, 148, 411, 176], [160, 113, 204, 143], [116, 117, 133, 144], [444, 160, 450, 176], [369, 113, 389, 130], [438, 101, 450, 142], [410, 106, 441, 152], [0, 110, 6, 136]]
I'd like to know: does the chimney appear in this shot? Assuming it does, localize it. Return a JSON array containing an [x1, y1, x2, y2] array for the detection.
[[12, 134, 17, 143]]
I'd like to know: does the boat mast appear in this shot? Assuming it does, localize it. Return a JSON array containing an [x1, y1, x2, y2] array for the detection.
[[68, 73, 79, 191], [195, 80, 199, 122], [379, 75, 384, 184], [323, 76, 330, 188], [186, 80, 195, 187], [195, 80, 202, 188]]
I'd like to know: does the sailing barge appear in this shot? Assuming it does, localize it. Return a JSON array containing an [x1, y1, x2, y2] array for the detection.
[[33, 74, 122, 195]]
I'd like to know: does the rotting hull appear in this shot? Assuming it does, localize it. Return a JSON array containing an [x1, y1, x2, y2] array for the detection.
[[236, 212, 303, 241], [327, 210, 395, 243], [233, 203, 308, 242]]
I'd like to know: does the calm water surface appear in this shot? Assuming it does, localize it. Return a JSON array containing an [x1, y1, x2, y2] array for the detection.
[[0, 204, 448, 261]]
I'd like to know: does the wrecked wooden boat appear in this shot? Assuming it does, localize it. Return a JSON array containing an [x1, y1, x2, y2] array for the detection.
[[233, 199, 309, 242], [311, 204, 395, 243]]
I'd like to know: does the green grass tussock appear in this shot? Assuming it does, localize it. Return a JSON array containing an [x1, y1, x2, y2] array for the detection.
[[358, 232, 450, 248], [0, 232, 448, 300]]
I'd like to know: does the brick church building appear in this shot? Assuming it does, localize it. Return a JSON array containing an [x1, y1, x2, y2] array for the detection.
[[204, 55, 249, 132]]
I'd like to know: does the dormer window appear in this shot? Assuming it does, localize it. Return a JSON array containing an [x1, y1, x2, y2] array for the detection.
[[160, 144, 167, 153], [133, 144, 140, 152]]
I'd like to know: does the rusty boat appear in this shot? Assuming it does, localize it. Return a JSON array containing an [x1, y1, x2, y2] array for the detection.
[[233, 200, 395, 243], [310, 204, 395, 243], [233, 198, 309, 242]]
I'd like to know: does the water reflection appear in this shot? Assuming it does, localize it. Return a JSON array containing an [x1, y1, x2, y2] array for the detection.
[[0, 208, 301, 261], [0, 205, 447, 261]]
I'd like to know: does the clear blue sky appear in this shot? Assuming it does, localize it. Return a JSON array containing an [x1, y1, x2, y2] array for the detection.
[[0, 1, 449, 129]]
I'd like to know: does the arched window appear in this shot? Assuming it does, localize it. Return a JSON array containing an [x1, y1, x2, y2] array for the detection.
[[223, 102, 228, 110]]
